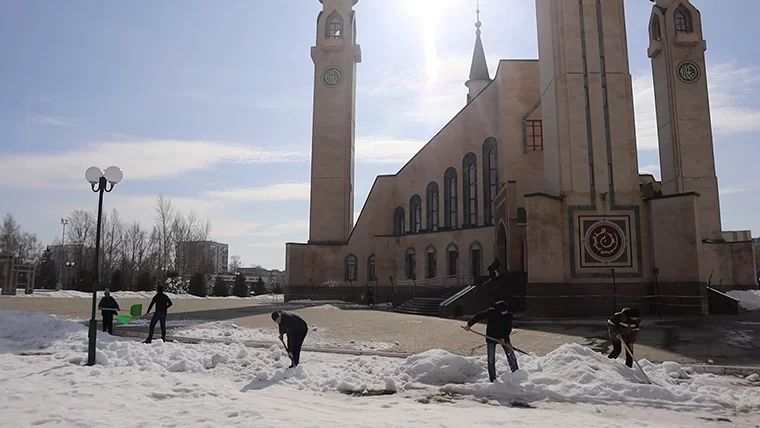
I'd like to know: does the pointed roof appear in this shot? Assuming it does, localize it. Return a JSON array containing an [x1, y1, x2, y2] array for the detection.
[[468, 2, 490, 82]]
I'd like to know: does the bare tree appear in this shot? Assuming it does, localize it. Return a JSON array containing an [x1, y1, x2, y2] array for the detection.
[[103, 209, 123, 285], [66, 210, 94, 268], [0, 214, 21, 255], [229, 255, 242, 273], [16, 232, 42, 264], [154, 194, 175, 270]]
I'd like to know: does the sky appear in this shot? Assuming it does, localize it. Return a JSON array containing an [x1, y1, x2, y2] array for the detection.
[[1, 0, 759, 271]]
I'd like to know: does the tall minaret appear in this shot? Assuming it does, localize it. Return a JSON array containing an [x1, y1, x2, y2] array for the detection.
[[465, 1, 490, 103], [648, 0, 722, 242], [308, 0, 362, 244]]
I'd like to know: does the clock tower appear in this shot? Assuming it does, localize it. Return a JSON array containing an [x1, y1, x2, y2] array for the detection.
[[308, 0, 362, 244], [648, 1, 721, 240]]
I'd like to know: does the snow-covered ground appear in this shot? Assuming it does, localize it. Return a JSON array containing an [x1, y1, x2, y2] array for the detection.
[[174, 319, 398, 351], [727, 289, 760, 311], [2, 310, 759, 427], [12, 289, 285, 301]]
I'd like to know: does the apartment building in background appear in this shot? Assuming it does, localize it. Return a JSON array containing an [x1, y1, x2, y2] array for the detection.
[[176, 240, 229, 275]]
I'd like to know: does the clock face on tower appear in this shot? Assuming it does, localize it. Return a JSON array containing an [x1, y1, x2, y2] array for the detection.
[[322, 67, 343, 87], [676, 61, 700, 83]]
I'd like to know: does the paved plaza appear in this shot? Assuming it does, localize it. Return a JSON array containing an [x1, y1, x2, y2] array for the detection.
[[2, 296, 759, 366]]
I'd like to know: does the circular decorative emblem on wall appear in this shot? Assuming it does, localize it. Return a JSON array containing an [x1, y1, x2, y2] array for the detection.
[[676, 61, 701, 83], [322, 67, 343, 87], [584, 221, 627, 262]]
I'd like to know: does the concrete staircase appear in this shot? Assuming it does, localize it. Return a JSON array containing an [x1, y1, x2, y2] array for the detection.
[[394, 297, 449, 317]]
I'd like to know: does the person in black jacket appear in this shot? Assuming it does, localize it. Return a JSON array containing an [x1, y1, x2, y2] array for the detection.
[[463, 300, 518, 382], [143, 286, 173, 344], [272, 310, 308, 368], [97, 290, 120, 335], [607, 307, 641, 368]]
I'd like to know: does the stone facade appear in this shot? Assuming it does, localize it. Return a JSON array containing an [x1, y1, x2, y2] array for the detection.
[[285, 0, 756, 315]]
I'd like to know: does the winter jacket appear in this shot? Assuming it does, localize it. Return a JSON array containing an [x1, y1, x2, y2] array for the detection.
[[147, 293, 173, 315], [607, 310, 640, 343], [98, 296, 120, 317], [467, 307, 513, 344], [278, 311, 308, 336]]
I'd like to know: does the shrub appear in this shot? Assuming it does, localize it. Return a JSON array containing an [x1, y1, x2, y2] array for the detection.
[[254, 276, 267, 295], [110, 269, 125, 292], [136, 270, 154, 292], [189, 273, 207, 297], [213, 275, 228, 297], [233, 274, 249, 297]]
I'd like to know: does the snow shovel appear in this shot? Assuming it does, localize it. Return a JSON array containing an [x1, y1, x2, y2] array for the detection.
[[279, 337, 294, 366], [619, 339, 652, 385], [460, 326, 529, 355]]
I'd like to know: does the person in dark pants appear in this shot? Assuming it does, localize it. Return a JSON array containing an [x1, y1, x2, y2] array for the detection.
[[463, 300, 518, 382], [272, 310, 308, 368], [143, 286, 173, 344], [97, 290, 120, 335], [366, 287, 376, 308], [607, 307, 641, 368]]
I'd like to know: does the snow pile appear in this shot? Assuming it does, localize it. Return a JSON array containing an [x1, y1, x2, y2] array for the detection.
[[726, 289, 760, 311], [173, 321, 396, 351], [0, 311, 90, 352], [400, 349, 482, 384], [2, 310, 759, 414], [17, 290, 285, 301]]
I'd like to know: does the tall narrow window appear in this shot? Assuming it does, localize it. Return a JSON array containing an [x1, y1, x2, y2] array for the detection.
[[470, 242, 482, 279], [367, 254, 376, 281], [482, 138, 499, 226], [462, 153, 478, 226], [446, 243, 459, 276], [345, 254, 357, 281], [527, 120, 543, 151], [674, 7, 692, 34], [426, 182, 439, 232], [325, 11, 343, 39], [405, 248, 416, 280], [650, 14, 662, 41], [409, 195, 422, 234], [425, 245, 437, 279], [443, 167, 458, 228], [393, 207, 405, 236]]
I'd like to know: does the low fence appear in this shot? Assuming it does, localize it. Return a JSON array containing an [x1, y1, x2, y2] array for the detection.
[[284, 274, 475, 307]]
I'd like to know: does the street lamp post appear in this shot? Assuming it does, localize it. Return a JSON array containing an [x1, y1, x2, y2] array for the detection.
[[65, 261, 76, 288], [57, 218, 68, 289], [85, 166, 123, 366]]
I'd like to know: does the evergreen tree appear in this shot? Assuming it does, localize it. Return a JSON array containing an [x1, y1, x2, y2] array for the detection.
[[136, 270, 154, 292], [254, 276, 267, 295], [213, 275, 228, 297], [233, 274, 249, 297], [36, 246, 57, 289], [189, 273, 207, 297], [110, 269, 125, 292]]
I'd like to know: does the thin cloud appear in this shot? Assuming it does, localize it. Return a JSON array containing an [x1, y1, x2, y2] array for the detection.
[[356, 136, 427, 163], [205, 183, 310, 202], [31, 116, 80, 126], [247, 241, 287, 248], [0, 139, 308, 189], [245, 219, 308, 237], [633, 62, 760, 151], [719, 181, 760, 196]]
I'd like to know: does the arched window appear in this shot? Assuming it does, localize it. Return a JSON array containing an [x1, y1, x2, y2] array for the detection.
[[409, 194, 422, 233], [393, 206, 405, 236], [425, 245, 437, 279], [443, 167, 458, 228], [469, 242, 483, 279], [650, 14, 662, 41], [482, 138, 499, 226], [446, 243, 459, 276], [404, 248, 416, 280], [345, 254, 357, 281], [426, 182, 439, 232], [325, 10, 343, 39], [462, 153, 478, 226], [367, 254, 376, 281], [674, 6, 692, 34]]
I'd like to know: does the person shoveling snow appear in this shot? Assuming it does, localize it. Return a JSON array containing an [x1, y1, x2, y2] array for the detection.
[[272, 310, 308, 368], [462, 300, 519, 382], [606, 307, 640, 368]]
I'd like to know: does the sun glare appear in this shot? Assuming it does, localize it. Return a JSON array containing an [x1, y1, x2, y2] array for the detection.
[[405, 0, 452, 85]]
